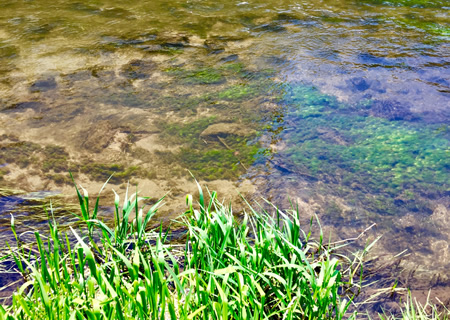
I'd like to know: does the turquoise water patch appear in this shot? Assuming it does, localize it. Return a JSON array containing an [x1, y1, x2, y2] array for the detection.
[[268, 83, 449, 214]]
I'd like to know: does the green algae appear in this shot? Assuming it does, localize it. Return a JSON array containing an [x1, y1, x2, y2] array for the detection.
[[357, 0, 450, 37], [395, 16, 450, 36], [159, 117, 217, 147], [217, 84, 262, 101], [130, 146, 153, 162], [257, 82, 450, 218], [45, 172, 71, 185], [284, 115, 449, 196], [277, 84, 449, 203], [179, 139, 261, 180], [103, 91, 149, 108], [42, 145, 69, 173], [0, 136, 155, 185], [154, 94, 211, 114], [183, 69, 224, 85], [157, 117, 261, 180], [364, 196, 399, 216], [219, 62, 245, 74], [78, 159, 157, 183], [283, 85, 343, 112], [0, 0, 446, 224], [0, 43, 17, 59], [0, 137, 74, 182], [80, 162, 140, 183], [0, 139, 41, 168], [181, 149, 241, 180], [165, 67, 225, 85], [147, 74, 278, 180]]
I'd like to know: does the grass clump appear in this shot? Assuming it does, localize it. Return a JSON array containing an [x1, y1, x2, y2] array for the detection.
[[0, 178, 375, 319], [1, 178, 448, 319], [377, 293, 449, 320]]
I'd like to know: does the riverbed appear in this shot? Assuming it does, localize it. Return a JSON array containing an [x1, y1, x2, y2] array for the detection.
[[0, 0, 449, 310]]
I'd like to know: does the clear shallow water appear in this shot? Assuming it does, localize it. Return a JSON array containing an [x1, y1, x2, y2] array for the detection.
[[0, 0, 449, 299]]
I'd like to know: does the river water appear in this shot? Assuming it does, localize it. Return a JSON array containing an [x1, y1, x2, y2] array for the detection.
[[0, 0, 449, 308]]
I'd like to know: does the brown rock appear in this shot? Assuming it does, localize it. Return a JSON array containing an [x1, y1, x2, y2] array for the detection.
[[80, 121, 116, 152]]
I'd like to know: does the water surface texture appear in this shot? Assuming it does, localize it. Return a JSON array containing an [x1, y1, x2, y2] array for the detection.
[[0, 0, 449, 297]]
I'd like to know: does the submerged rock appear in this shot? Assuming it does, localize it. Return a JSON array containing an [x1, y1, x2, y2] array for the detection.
[[30, 76, 57, 93], [368, 100, 416, 121], [62, 70, 91, 82], [316, 127, 349, 146], [347, 77, 385, 93], [99, 7, 135, 19], [252, 22, 287, 33], [220, 54, 239, 62], [200, 123, 254, 139], [159, 33, 190, 48], [80, 121, 117, 152], [120, 59, 156, 80], [349, 77, 370, 91], [0, 44, 18, 59], [69, 3, 134, 19], [69, 2, 100, 14], [204, 39, 225, 53], [4, 101, 44, 112], [358, 52, 394, 67]]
